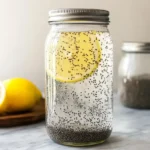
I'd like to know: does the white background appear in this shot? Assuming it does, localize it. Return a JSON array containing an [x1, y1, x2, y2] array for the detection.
[[0, 0, 150, 91]]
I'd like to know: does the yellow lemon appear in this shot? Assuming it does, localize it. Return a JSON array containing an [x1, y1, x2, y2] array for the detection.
[[47, 30, 101, 83], [0, 82, 7, 114], [0, 78, 42, 114]]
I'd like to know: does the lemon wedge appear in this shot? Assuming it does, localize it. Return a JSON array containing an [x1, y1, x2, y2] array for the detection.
[[47, 30, 101, 83]]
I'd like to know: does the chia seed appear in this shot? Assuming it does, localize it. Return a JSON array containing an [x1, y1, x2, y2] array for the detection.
[[46, 32, 113, 145], [119, 75, 150, 109], [47, 126, 112, 144]]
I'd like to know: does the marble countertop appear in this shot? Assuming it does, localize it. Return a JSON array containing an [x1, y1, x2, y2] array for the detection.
[[0, 95, 150, 150]]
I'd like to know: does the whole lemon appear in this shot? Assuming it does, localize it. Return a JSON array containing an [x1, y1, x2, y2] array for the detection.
[[2, 78, 42, 113]]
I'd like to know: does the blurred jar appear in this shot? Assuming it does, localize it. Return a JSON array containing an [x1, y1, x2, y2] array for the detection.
[[118, 42, 150, 109]]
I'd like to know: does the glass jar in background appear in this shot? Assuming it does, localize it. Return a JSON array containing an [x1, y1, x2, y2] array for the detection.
[[45, 9, 113, 146], [118, 42, 150, 109]]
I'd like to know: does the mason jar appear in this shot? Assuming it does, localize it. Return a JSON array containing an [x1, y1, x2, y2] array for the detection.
[[118, 42, 150, 109], [45, 8, 113, 146]]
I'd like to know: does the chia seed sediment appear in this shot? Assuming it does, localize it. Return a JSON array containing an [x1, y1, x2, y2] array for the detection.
[[119, 75, 150, 109], [47, 126, 112, 144]]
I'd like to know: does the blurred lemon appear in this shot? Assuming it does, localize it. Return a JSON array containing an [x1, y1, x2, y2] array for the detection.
[[0, 78, 42, 114]]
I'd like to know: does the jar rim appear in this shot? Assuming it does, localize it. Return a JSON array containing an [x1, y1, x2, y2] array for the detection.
[[48, 8, 110, 25], [122, 42, 150, 53]]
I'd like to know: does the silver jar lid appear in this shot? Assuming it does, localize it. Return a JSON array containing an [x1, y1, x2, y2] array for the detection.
[[49, 8, 109, 24], [122, 42, 150, 53]]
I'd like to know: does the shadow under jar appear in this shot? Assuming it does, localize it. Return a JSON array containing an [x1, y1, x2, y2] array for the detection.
[[45, 8, 113, 146], [118, 42, 150, 109]]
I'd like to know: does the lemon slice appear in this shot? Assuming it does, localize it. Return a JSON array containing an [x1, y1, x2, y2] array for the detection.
[[0, 82, 6, 114], [47, 30, 101, 83]]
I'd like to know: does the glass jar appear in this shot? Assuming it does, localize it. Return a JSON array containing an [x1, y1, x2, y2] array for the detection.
[[45, 9, 113, 146], [118, 42, 150, 109]]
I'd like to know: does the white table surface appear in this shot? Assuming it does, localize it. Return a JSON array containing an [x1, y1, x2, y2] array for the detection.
[[0, 95, 150, 150]]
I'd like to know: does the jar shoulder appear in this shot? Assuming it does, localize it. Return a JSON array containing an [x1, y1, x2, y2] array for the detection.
[[48, 24, 109, 33], [119, 54, 150, 78]]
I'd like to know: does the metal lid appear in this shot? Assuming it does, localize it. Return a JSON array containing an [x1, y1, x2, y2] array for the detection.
[[49, 8, 109, 24], [122, 42, 150, 53]]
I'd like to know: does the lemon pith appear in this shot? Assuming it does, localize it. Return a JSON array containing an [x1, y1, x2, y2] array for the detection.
[[47, 30, 102, 83]]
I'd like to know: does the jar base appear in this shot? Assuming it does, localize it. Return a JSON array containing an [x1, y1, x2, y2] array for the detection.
[[121, 102, 150, 109], [47, 126, 112, 147], [59, 140, 106, 147]]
